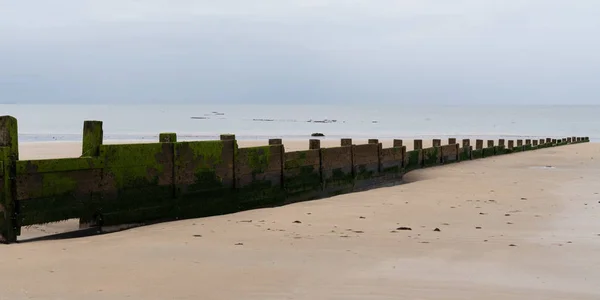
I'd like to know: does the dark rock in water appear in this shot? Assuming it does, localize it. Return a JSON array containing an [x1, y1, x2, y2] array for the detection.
[[190, 116, 209, 119], [311, 133, 325, 137]]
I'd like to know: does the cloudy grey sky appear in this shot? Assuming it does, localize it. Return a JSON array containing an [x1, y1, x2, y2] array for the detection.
[[1, 0, 599, 104]]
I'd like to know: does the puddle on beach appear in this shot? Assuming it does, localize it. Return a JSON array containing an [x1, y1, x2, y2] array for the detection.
[[528, 166, 557, 170]]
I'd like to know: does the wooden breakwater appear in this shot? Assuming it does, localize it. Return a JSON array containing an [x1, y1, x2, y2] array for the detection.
[[0, 115, 590, 243]]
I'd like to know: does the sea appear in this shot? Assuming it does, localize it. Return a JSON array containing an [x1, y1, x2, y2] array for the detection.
[[1, 104, 599, 143]]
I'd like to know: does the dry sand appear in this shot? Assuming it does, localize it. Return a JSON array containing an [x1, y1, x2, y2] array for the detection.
[[2, 141, 600, 299]]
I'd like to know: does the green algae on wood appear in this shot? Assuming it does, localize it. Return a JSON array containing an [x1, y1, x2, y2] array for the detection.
[[16, 157, 104, 175], [0, 115, 19, 243], [404, 150, 421, 171], [422, 147, 440, 167], [81, 120, 103, 157], [159, 132, 177, 143]]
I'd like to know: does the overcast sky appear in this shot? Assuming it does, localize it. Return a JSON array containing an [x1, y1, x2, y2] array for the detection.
[[1, 0, 599, 104]]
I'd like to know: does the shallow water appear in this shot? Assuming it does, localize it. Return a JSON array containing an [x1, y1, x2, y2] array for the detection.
[[1, 104, 598, 142]]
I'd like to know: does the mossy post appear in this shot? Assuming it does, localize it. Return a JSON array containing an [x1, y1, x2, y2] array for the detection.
[[546, 138, 552, 144], [498, 139, 505, 147], [487, 140, 494, 148], [475, 140, 483, 150], [539, 139, 545, 145], [0, 115, 18, 243], [448, 138, 456, 145], [368, 139, 379, 144], [341, 138, 352, 146], [309, 139, 321, 150], [81, 120, 103, 157], [517, 140, 523, 147], [525, 139, 531, 145], [567, 137, 572, 143], [269, 139, 282, 145], [533, 140, 538, 146], [393, 139, 403, 147], [508, 140, 514, 149], [414, 140, 423, 150], [432, 139, 441, 147], [159, 133, 177, 143]]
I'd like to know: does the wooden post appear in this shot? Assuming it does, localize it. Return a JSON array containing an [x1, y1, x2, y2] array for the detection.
[[475, 139, 483, 150], [341, 138, 353, 146], [393, 139, 403, 148], [309, 139, 321, 150], [533, 140, 538, 146], [0, 116, 19, 243], [432, 139, 441, 147], [508, 140, 514, 149], [517, 140, 523, 146], [82, 120, 103, 157], [159, 133, 177, 143], [414, 140, 423, 150], [368, 139, 379, 144], [268, 138, 282, 145], [462, 139, 470, 148], [448, 138, 457, 145], [487, 140, 494, 148], [498, 139, 505, 147]]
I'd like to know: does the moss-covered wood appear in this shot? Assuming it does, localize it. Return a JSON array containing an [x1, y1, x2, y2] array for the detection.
[[422, 147, 440, 167], [482, 147, 495, 157], [471, 149, 483, 159], [404, 150, 422, 171], [0, 116, 18, 243], [283, 150, 322, 203], [95, 143, 175, 226], [235, 145, 284, 208], [81, 120, 103, 157], [321, 146, 354, 196]]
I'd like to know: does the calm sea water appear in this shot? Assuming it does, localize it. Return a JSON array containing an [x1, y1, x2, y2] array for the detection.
[[1, 104, 598, 142]]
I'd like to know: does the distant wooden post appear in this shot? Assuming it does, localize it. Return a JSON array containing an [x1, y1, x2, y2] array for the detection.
[[159, 133, 177, 143], [0, 116, 19, 243], [82, 120, 103, 157], [368, 139, 379, 144], [475, 139, 483, 150], [487, 140, 494, 148], [341, 138, 352, 146], [533, 140, 538, 146], [309, 139, 321, 150], [393, 139, 403, 148], [414, 140, 423, 150], [268, 138, 282, 145], [517, 140, 523, 146], [462, 139, 470, 148], [508, 140, 514, 149], [432, 139, 441, 147], [546, 138, 552, 144], [525, 139, 531, 145], [448, 138, 457, 145]]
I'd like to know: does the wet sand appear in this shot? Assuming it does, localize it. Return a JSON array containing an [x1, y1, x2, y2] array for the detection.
[[2, 141, 600, 299]]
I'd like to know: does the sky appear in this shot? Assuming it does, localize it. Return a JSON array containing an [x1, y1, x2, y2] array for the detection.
[[1, 0, 599, 105]]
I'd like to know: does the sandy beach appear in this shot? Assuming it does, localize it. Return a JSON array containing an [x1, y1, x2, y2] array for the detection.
[[2, 141, 600, 299]]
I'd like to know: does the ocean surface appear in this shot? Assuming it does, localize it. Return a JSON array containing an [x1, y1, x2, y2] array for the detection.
[[1, 104, 599, 143]]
